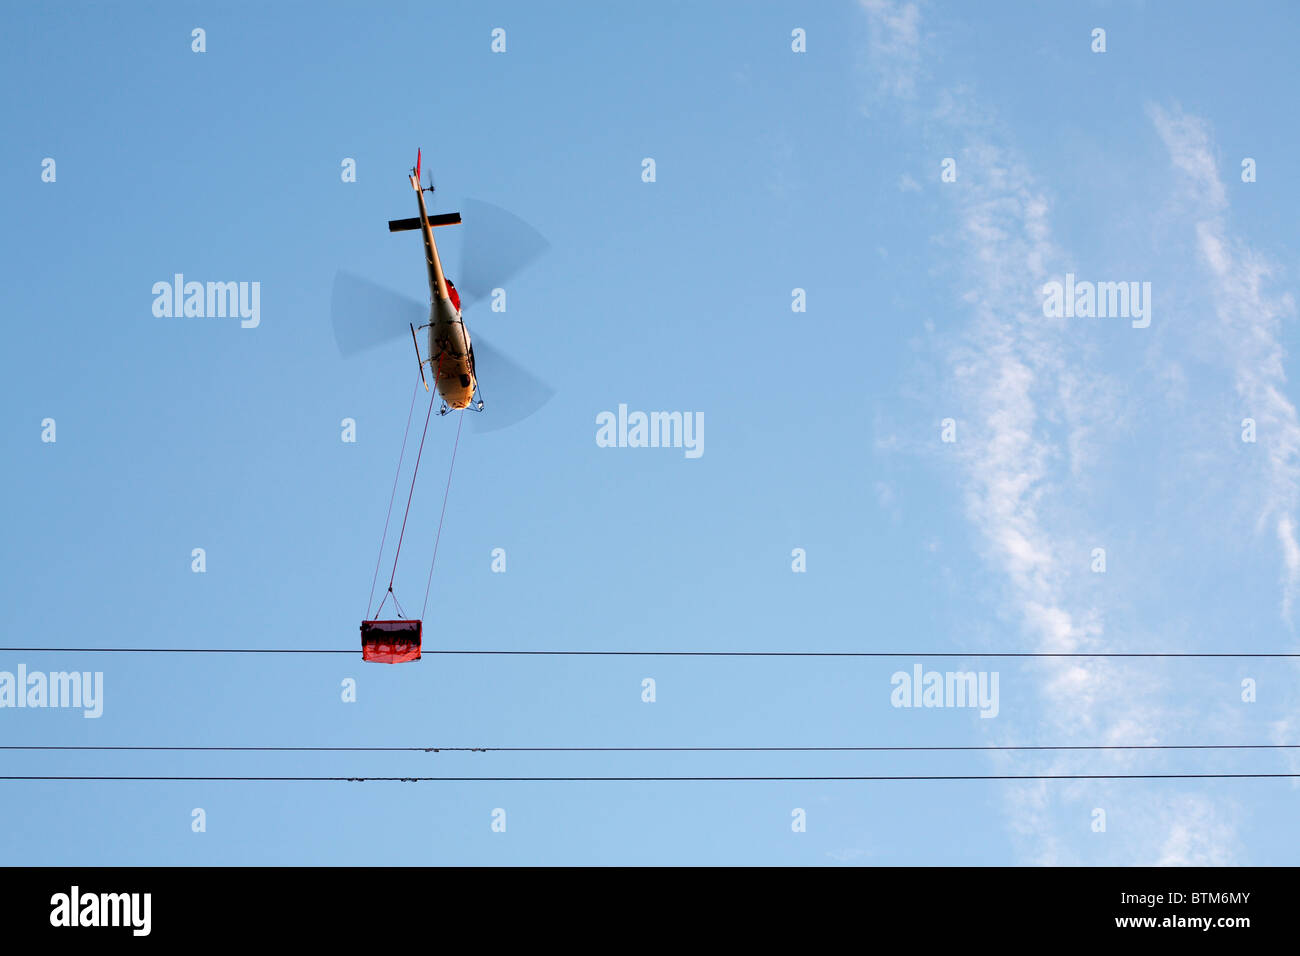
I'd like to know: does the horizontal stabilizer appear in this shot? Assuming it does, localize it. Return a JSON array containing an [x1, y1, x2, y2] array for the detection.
[[388, 212, 462, 232]]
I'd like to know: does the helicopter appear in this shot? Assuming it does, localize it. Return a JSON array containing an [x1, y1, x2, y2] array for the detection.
[[398, 148, 479, 415], [331, 149, 553, 431]]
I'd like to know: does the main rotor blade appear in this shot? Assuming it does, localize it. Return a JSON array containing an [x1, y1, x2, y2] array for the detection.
[[331, 271, 425, 357], [471, 333, 555, 433], [456, 199, 550, 310]]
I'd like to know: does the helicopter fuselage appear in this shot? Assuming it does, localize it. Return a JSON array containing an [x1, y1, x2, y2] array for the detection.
[[428, 295, 476, 410]]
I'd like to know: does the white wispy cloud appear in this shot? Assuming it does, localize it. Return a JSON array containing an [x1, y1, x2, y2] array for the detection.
[[1152, 794, 1240, 866], [1150, 104, 1300, 621], [860, 1, 1243, 864], [859, 0, 923, 104]]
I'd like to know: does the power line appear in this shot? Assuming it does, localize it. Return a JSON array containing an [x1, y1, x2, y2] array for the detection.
[[2, 743, 1299, 752], [1, 773, 1299, 782], [1, 647, 354, 654], [3, 647, 1300, 658]]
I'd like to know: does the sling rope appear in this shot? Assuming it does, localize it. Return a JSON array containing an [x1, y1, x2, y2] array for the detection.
[[375, 387, 437, 618], [366, 380, 420, 619], [422, 411, 464, 618]]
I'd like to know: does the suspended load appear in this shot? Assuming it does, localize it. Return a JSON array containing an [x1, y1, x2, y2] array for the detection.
[[360, 619, 422, 664]]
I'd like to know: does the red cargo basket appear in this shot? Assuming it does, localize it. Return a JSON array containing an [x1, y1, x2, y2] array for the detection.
[[360, 619, 422, 663]]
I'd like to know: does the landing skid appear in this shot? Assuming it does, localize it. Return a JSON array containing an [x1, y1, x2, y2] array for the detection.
[[409, 324, 429, 392]]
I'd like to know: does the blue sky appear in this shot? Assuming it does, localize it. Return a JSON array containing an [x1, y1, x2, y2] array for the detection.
[[2, 0, 1300, 865]]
